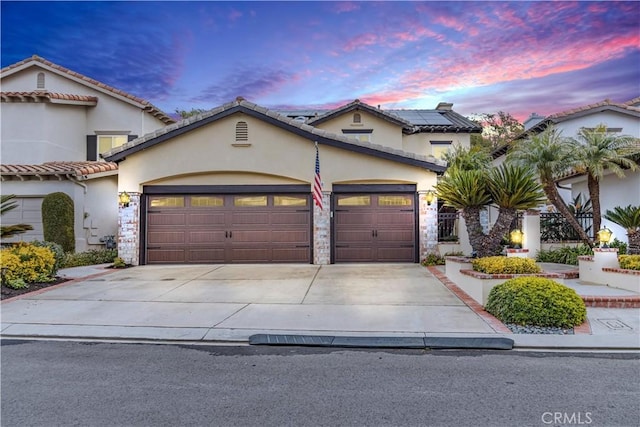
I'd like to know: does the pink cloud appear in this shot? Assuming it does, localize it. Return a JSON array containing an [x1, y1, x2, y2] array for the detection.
[[228, 9, 242, 22]]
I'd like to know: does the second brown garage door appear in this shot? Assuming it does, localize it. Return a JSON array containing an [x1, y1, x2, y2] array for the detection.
[[334, 193, 416, 262], [145, 194, 311, 264]]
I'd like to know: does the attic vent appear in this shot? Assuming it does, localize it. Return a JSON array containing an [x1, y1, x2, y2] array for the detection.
[[37, 72, 45, 89], [353, 113, 361, 123], [235, 121, 248, 141]]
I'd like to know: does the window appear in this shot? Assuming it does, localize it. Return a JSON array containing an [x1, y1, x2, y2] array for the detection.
[[342, 129, 373, 143], [98, 135, 128, 154], [378, 195, 412, 206], [234, 195, 267, 207], [353, 113, 361, 123], [191, 196, 223, 207], [337, 195, 371, 206], [235, 121, 248, 141], [149, 197, 185, 208], [274, 195, 307, 207], [36, 72, 45, 89], [430, 141, 452, 159]]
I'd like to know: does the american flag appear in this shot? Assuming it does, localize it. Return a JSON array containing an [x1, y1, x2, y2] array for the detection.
[[313, 142, 323, 210]]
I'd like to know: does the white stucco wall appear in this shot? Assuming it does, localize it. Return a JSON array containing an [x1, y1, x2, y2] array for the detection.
[[312, 110, 404, 150], [402, 132, 471, 159], [117, 113, 437, 193]]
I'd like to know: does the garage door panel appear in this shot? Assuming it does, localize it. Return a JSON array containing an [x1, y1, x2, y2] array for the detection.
[[271, 212, 310, 224], [188, 248, 225, 263], [188, 230, 226, 244], [148, 213, 186, 226], [376, 212, 414, 226], [188, 212, 225, 226], [231, 212, 270, 225], [335, 212, 374, 225], [147, 249, 185, 263], [147, 231, 185, 244], [271, 230, 309, 243], [146, 193, 311, 264], [334, 193, 415, 263]]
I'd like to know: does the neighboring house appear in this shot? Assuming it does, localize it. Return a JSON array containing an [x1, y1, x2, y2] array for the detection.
[[494, 98, 640, 243], [104, 97, 480, 265], [0, 55, 174, 250]]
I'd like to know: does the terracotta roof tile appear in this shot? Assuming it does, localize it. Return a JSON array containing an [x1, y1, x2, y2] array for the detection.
[[1, 91, 98, 104], [1, 161, 118, 178], [547, 99, 640, 120], [1, 55, 175, 124]]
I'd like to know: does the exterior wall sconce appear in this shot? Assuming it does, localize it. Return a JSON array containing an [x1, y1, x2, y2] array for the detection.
[[424, 190, 436, 206], [597, 226, 612, 248], [118, 191, 131, 208], [510, 229, 524, 249]]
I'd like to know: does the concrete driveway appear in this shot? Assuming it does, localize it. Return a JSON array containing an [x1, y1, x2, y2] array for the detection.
[[1, 264, 497, 341]]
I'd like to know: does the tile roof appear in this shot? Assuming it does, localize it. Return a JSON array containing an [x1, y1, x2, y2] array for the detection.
[[308, 99, 413, 129], [1, 161, 118, 179], [103, 97, 447, 173], [546, 99, 640, 121], [1, 91, 98, 105], [1, 55, 175, 124]]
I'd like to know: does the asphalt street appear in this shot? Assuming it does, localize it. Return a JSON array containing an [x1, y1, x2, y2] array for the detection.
[[1, 340, 639, 427]]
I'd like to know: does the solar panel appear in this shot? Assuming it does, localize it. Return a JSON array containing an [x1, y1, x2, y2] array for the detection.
[[391, 110, 452, 126]]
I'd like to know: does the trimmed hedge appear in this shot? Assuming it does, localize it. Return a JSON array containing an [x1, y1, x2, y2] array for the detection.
[[619, 255, 640, 271], [42, 192, 75, 253], [62, 249, 118, 268], [472, 256, 541, 274], [485, 277, 586, 328]]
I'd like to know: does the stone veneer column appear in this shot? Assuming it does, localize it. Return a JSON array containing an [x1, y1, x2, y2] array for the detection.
[[418, 191, 438, 260], [118, 192, 140, 266], [313, 191, 331, 265]]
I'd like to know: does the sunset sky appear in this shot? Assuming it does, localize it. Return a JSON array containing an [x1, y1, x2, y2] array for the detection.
[[2, 1, 639, 121]]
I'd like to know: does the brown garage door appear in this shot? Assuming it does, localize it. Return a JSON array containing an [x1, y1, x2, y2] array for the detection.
[[334, 193, 416, 262], [146, 194, 311, 264]]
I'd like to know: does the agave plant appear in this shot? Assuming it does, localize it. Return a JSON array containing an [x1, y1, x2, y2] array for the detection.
[[604, 205, 640, 254], [1, 195, 34, 239]]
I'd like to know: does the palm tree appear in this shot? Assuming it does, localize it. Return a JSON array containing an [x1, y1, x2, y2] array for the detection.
[[571, 124, 639, 233], [507, 126, 592, 245], [436, 150, 545, 257], [1, 195, 33, 239], [604, 205, 640, 254]]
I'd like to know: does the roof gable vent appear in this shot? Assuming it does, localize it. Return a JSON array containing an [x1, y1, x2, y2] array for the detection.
[[36, 72, 45, 89]]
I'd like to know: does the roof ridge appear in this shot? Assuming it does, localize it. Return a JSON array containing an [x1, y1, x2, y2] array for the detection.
[[1, 55, 175, 124], [548, 98, 640, 119]]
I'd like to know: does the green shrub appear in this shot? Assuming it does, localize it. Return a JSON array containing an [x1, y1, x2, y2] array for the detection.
[[608, 238, 627, 255], [421, 251, 465, 266], [31, 241, 64, 275], [619, 255, 640, 271], [535, 244, 593, 266], [485, 277, 586, 328], [472, 256, 541, 274], [0, 242, 56, 289], [112, 257, 127, 268], [42, 192, 75, 252], [62, 249, 118, 268]]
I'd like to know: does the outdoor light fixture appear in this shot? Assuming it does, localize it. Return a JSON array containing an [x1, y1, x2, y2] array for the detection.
[[510, 229, 524, 249], [424, 190, 436, 206], [118, 191, 131, 208], [597, 226, 613, 248]]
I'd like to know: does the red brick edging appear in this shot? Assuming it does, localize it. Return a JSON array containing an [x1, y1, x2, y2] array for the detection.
[[426, 266, 592, 335], [581, 295, 640, 308], [427, 266, 512, 334]]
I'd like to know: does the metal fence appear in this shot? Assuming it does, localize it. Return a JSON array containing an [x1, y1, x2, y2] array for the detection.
[[540, 212, 594, 242], [438, 212, 459, 242]]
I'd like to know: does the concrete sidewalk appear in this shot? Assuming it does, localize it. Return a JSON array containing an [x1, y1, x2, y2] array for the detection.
[[1, 263, 639, 350]]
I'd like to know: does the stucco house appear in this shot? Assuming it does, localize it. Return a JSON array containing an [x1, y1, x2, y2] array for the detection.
[[104, 97, 480, 265], [0, 55, 174, 250], [495, 98, 640, 243]]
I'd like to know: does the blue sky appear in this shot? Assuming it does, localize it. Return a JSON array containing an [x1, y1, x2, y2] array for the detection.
[[2, 1, 639, 120]]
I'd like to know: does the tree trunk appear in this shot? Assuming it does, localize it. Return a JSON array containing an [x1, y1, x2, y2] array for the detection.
[[628, 231, 640, 255], [460, 207, 485, 257], [483, 208, 517, 256], [544, 180, 593, 246], [587, 173, 601, 236]]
